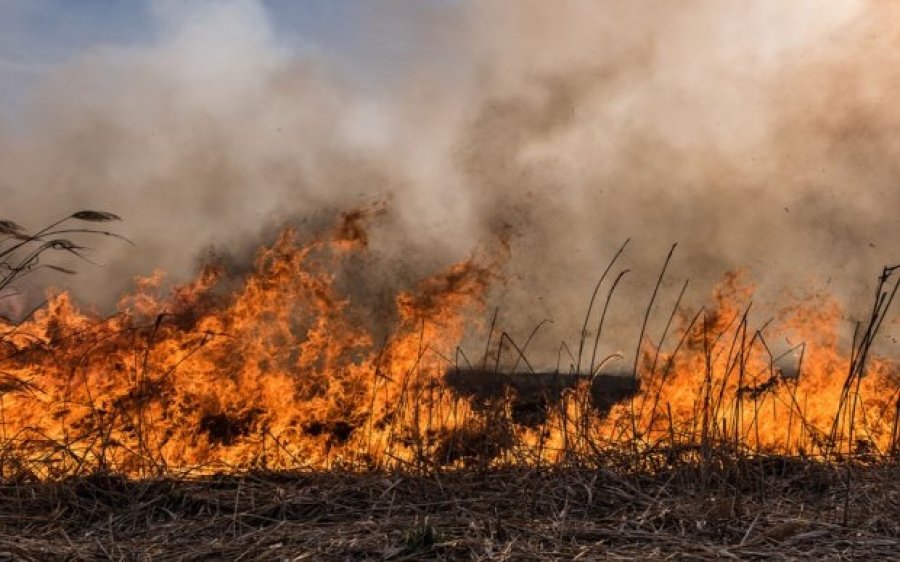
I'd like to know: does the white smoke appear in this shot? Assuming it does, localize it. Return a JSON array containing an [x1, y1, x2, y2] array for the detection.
[[1, 0, 897, 360]]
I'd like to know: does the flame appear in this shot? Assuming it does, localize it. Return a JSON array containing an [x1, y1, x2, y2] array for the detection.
[[0, 223, 493, 477], [537, 272, 899, 463], [0, 221, 897, 478]]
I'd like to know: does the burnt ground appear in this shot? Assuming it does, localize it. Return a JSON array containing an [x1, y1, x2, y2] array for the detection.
[[0, 460, 896, 560]]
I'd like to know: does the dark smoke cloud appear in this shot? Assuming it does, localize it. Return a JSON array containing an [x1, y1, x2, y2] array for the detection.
[[1, 0, 897, 361]]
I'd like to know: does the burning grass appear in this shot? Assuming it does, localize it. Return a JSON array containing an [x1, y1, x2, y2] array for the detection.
[[0, 214, 896, 477], [0, 211, 898, 557]]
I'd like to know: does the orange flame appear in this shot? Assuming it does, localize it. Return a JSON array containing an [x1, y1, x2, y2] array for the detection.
[[540, 272, 899, 463], [0, 222, 896, 478], [0, 224, 493, 477]]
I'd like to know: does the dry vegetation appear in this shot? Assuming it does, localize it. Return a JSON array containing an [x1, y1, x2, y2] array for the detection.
[[0, 460, 896, 560], [1, 213, 898, 559]]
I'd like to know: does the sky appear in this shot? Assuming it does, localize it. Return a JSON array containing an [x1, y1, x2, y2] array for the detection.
[[0, 0, 444, 120]]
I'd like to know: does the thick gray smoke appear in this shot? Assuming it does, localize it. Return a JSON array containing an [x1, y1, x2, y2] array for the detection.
[[1, 0, 897, 360]]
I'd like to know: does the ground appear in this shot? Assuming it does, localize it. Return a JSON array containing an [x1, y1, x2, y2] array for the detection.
[[0, 459, 896, 560]]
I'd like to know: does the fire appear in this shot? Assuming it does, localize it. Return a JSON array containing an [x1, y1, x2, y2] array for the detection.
[[0, 218, 897, 479], [0, 222, 491, 478], [539, 271, 899, 463]]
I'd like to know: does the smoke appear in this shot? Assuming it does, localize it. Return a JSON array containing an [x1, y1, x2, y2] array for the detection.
[[1, 0, 898, 360]]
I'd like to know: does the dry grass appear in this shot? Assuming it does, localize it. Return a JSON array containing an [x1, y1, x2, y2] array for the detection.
[[0, 210, 125, 298], [0, 459, 895, 560], [1, 216, 897, 559]]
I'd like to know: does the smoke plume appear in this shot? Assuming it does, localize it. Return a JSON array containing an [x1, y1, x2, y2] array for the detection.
[[1, 0, 898, 360]]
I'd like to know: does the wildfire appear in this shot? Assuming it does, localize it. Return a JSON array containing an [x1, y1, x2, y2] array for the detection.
[[545, 271, 900, 464], [0, 217, 896, 479]]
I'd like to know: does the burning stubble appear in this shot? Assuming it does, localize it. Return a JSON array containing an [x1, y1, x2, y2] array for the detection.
[[2, 7, 900, 559]]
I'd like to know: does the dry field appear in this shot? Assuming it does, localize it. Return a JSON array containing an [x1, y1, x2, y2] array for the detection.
[[1, 213, 898, 560], [0, 460, 897, 560]]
